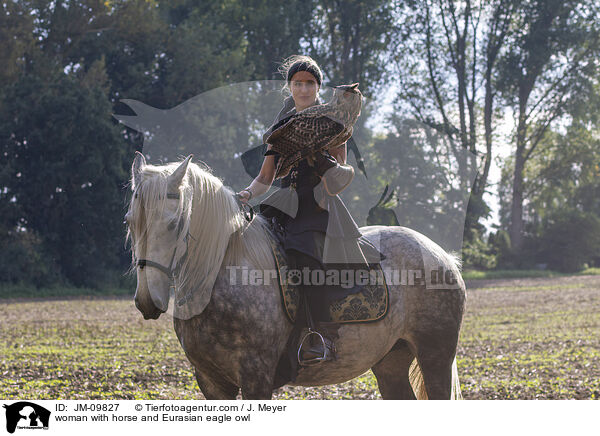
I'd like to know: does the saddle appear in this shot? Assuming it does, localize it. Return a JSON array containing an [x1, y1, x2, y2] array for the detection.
[[265, 219, 389, 325], [263, 217, 389, 386]]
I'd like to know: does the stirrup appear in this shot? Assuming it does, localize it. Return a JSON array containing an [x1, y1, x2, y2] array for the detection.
[[297, 328, 335, 367]]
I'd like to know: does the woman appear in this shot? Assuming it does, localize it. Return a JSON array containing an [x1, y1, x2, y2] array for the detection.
[[237, 55, 383, 367]]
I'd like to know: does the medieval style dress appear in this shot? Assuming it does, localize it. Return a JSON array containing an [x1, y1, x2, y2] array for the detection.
[[258, 97, 384, 316]]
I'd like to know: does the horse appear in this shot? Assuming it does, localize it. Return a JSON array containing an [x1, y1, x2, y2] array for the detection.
[[125, 152, 466, 400]]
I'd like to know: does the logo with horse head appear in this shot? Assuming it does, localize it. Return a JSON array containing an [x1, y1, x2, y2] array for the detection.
[[3, 402, 50, 434]]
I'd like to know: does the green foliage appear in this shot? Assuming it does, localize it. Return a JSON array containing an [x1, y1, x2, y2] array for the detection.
[[536, 209, 600, 273], [0, 231, 61, 286], [362, 119, 470, 249], [305, 0, 395, 95], [462, 230, 497, 270], [488, 229, 513, 269], [496, 0, 600, 253], [2, 0, 600, 288], [0, 69, 129, 288], [227, 0, 315, 81]]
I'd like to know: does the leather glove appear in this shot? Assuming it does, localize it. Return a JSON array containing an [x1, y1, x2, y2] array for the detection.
[[313, 151, 338, 176], [313, 151, 354, 196]]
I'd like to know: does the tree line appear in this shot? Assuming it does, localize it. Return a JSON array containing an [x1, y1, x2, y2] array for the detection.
[[1, 0, 599, 290]]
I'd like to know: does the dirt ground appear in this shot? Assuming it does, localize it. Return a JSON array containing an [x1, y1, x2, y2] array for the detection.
[[1, 274, 598, 399]]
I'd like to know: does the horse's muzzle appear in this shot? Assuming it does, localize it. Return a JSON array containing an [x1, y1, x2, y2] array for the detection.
[[142, 308, 163, 320], [135, 298, 164, 320]]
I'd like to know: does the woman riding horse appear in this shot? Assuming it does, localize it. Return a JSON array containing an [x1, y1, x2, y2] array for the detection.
[[237, 55, 383, 367]]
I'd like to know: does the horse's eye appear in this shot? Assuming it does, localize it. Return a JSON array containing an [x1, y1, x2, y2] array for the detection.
[[167, 220, 176, 232]]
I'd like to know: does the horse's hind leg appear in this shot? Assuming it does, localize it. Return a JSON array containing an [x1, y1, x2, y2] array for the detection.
[[371, 340, 417, 400], [414, 342, 456, 400], [194, 368, 239, 400]]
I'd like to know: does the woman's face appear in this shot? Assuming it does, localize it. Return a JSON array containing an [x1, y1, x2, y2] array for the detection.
[[290, 70, 319, 111]]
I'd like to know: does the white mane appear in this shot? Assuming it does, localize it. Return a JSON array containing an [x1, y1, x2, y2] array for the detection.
[[127, 159, 275, 309]]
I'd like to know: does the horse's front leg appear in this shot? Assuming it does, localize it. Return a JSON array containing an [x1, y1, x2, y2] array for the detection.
[[240, 381, 274, 400], [239, 357, 278, 400], [194, 368, 239, 400]]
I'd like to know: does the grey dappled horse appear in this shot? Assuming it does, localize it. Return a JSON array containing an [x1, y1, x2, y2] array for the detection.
[[126, 153, 466, 399]]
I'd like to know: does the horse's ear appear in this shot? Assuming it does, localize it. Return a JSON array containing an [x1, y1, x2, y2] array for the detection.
[[351, 83, 359, 90], [375, 184, 389, 207], [168, 154, 193, 190], [132, 151, 146, 189]]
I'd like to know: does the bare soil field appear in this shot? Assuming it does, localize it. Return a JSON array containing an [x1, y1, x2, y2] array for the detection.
[[1, 274, 599, 399]]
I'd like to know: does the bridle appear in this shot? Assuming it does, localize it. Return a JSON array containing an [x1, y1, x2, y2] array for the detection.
[[133, 192, 189, 294], [131, 190, 253, 306]]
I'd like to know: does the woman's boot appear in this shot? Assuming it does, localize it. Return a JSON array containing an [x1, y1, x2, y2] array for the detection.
[[297, 290, 337, 366]]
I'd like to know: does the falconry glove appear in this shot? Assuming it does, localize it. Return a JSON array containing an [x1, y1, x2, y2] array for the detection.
[[312, 151, 354, 196]]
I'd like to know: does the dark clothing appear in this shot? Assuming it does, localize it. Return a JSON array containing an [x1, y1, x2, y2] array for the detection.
[[260, 97, 383, 378], [278, 159, 329, 265], [280, 159, 329, 233], [258, 98, 384, 269]]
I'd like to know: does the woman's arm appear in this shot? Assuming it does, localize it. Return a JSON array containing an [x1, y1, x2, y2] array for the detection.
[[237, 144, 276, 203]]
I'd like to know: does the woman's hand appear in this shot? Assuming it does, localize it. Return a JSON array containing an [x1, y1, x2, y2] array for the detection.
[[237, 146, 275, 205], [237, 190, 251, 204]]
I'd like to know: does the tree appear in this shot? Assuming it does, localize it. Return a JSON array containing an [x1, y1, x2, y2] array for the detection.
[[0, 0, 36, 90], [497, 0, 600, 253], [232, 0, 316, 80], [305, 0, 395, 95], [390, 0, 518, 239], [0, 70, 129, 287]]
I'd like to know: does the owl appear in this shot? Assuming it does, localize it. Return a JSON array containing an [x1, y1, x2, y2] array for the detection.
[[264, 83, 362, 179]]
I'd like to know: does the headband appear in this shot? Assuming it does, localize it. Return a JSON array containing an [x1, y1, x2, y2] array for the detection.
[[286, 61, 322, 86]]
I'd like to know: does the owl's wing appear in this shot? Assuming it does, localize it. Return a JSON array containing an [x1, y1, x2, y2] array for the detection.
[[266, 113, 345, 158], [270, 115, 347, 180]]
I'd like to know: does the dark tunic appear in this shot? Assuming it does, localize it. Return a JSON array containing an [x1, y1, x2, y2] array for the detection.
[[258, 98, 384, 269], [277, 157, 330, 264]]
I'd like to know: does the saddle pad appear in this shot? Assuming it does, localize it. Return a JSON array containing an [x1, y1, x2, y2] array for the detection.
[[268, 237, 389, 324]]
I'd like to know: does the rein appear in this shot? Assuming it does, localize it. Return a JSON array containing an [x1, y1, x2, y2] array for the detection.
[[234, 192, 255, 222]]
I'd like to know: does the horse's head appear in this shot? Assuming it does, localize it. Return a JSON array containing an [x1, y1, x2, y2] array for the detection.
[[126, 152, 193, 320], [126, 151, 254, 321]]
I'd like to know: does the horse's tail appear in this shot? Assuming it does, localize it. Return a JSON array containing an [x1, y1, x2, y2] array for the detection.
[[451, 357, 463, 400], [408, 359, 427, 400], [409, 357, 463, 400]]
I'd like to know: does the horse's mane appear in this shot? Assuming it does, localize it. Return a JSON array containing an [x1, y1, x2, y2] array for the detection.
[[127, 159, 274, 306]]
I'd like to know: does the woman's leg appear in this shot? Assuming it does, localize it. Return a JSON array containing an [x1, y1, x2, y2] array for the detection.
[[285, 249, 330, 322], [285, 248, 334, 364]]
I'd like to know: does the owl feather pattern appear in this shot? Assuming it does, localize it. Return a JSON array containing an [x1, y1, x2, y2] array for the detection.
[[265, 83, 362, 179]]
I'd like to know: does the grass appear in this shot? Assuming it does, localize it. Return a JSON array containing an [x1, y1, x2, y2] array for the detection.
[[0, 283, 133, 300], [462, 267, 600, 280], [1, 275, 599, 399], [2, 267, 599, 300], [457, 278, 600, 399]]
